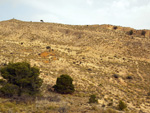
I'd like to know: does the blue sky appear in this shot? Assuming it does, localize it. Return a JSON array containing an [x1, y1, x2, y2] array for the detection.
[[0, 0, 150, 29]]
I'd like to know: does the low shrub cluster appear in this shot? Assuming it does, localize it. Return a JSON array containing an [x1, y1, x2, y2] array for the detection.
[[89, 94, 98, 103], [118, 100, 127, 110], [113, 74, 119, 78], [0, 62, 43, 97], [53, 74, 75, 94], [113, 26, 117, 30], [0, 61, 129, 112], [127, 30, 133, 35], [141, 30, 146, 36], [126, 75, 133, 79]]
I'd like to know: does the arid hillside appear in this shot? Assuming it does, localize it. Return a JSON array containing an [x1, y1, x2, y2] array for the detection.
[[0, 19, 150, 113]]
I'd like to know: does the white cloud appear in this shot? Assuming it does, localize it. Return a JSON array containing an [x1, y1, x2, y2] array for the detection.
[[86, 0, 93, 6], [0, 0, 20, 7], [112, 0, 129, 9]]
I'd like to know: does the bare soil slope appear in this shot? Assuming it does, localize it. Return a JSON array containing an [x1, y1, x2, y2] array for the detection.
[[0, 19, 150, 113]]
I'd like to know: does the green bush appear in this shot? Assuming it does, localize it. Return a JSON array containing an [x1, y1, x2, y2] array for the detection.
[[118, 100, 127, 110], [0, 79, 6, 85], [0, 83, 19, 97], [113, 74, 119, 78], [126, 75, 133, 79], [53, 74, 75, 94], [113, 26, 117, 30], [89, 94, 98, 103], [46, 46, 51, 49], [141, 30, 146, 36], [128, 30, 133, 35], [0, 62, 43, 97]]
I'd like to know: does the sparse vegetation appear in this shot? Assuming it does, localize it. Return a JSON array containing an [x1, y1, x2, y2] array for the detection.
[[89, 94, 98, 103], [113, 74, 119, 78], [58, 106, 68, 113], [113, 26, 118, 30], [0, 99, 58, 113], [107, 102, 113, 106], [46, 46, 51, 49], [0, 62, 43, 97], [40, 20, 44, 22], [126, 75, 133, 79], [141, 30, 146, 36], [0, 79, 5, 85], [0, 83, 19, 97], [0, 19, 149, 113], [147, 92, 150, 96], [53, 74, 75, 94], [128, 30, 133, 35], [103, 108, 118, 113], [118, 100, 127, 110]]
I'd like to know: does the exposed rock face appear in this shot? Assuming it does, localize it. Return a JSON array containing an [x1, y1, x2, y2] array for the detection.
[[0, 19, 150, 112]]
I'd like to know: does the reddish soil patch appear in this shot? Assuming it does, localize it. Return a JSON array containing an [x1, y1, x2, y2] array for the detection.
[[43, 60, 49, 63], [40, 51, 55, 58]]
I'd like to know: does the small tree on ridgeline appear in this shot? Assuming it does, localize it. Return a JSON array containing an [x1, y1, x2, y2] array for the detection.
[[0, 62, 43, 97], [141, 30, 146, 37], [113, 26, 118, 30], [53, 74, 75, 94], [128, 30, 133, 35]]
